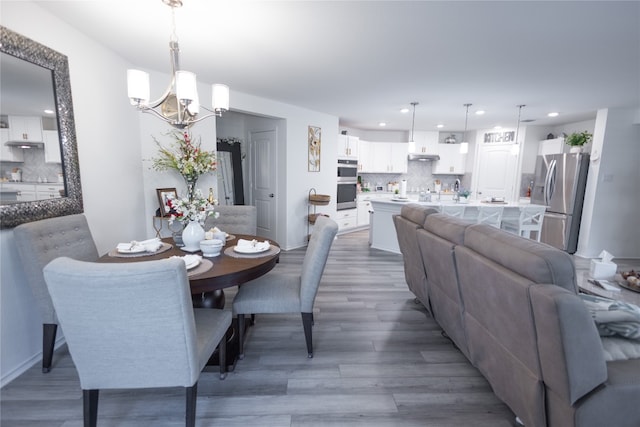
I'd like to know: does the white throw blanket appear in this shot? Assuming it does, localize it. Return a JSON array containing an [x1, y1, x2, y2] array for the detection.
[[580, 293, 640, 340]]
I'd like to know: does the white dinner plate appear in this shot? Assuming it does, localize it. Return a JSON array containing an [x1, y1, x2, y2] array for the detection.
[[186, 259, 201, 270], [233, 244, 270, 254], [117, 245, 146, 254]]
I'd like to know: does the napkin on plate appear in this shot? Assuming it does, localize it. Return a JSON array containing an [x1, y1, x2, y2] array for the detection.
[[236, 238, 270, 251], [116, 237, 162, 253], [170, 254, 202, 269]]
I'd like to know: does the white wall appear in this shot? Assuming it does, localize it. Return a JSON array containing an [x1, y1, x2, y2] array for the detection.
[[1, 2, 146, 385], [576, 108, 640, 258]]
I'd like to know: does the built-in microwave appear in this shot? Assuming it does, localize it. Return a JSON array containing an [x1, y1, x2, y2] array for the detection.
[[337, 159, 358, 182]]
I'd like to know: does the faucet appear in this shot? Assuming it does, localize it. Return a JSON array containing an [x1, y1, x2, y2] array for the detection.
[[454, 179, 461, 192]]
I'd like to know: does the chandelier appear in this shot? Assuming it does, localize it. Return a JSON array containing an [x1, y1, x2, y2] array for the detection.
[[126, 0, 229, 129]]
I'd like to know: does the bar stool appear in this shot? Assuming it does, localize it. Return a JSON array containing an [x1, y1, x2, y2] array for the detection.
[[501, 205, 546, 241], [477, 205, 504, 228], [440, 204, 466, 218]]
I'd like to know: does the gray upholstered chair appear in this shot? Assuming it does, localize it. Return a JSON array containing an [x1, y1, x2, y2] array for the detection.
[[13, 213, 99, 373], [204, 205, 257, 235], [232, 215, 338, 358], [43, 257, 231, 427]]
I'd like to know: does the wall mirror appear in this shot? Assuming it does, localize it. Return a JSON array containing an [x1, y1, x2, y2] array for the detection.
[[216, 139, 244, 205], [0, 26, 83, 229]]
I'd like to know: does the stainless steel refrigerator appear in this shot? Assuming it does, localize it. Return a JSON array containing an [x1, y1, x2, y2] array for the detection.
[[531, 153, 590, 254]]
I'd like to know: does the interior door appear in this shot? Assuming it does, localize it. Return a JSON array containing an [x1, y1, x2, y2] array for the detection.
[[475, 143, 518, 200], [250, 130, 277, 240]]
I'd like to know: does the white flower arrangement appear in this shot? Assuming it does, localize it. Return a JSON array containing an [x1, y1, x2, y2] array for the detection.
[[166, 188, 219, 224]]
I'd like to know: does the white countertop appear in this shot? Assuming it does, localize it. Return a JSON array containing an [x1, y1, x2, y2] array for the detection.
[[370, 197, 542, 208]]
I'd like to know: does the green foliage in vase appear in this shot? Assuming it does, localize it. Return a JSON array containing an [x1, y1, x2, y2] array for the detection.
[[565, 131, 593, 147]]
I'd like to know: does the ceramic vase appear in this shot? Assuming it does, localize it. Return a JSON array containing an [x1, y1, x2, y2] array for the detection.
[[181, 219, 205, 252], [569, 146, 583, 154]]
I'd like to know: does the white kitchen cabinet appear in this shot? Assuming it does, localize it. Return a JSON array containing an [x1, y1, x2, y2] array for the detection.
[[8, 115, 43, 143], [337, 134, 359, 158], [538, 137, 566, 155], [433, 144, 466, 175], [357, 140, 372, 172], [360, 142, 408, 173], [2, 183, 37, 202], [335, 208, 357, 231], [0, 128, 24, 162], [43, 130, 62, 163], [357, 197, 372, 226], [36, 183, 64, 200], [409, 131, 439, 154]]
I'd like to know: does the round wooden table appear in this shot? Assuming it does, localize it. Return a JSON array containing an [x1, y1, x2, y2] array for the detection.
[[99, 234, 280, 369]]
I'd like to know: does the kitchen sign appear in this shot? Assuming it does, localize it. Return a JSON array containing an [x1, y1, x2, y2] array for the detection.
[[484, 131, 515, 143]]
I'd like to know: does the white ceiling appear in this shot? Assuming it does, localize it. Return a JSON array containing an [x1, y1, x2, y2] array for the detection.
[[29, 1, 640, 132]]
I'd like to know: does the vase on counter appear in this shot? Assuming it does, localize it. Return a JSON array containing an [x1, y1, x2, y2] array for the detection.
[[181, 219, 205, 252]]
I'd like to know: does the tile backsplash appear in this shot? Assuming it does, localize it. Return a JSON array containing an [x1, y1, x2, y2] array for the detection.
[[359, 160, 464, 193], [1, 148, 62, 183]]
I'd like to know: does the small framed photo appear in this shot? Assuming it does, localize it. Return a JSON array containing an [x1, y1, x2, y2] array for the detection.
[[156, 188, 177, 217]]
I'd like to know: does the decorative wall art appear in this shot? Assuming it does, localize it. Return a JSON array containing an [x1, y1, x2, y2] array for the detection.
[[308, 125, 321, 172], [484, 131, 515, 143]]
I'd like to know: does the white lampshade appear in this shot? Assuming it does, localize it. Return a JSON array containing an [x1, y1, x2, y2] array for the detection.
[[212, 84, 229, 111], [127, 69, 150, 104], [175, 71, 198, 102], [459, 142, 469, 154], [187, 89, 200, 115]]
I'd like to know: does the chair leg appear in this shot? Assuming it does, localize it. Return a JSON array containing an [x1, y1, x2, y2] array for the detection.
[[218, 335, 227, 380], [185, 383, 197, 427], [237, 314, 245, 359], [42, 323, 57, 373], [82, 389, 99, 427], [302, 312, 313, 358]]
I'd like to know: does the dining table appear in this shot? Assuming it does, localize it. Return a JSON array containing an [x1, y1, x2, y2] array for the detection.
[[98, 234, 281, 369]]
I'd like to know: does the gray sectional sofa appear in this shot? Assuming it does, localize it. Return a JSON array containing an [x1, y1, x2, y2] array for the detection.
[[393, 204, 640, 427]]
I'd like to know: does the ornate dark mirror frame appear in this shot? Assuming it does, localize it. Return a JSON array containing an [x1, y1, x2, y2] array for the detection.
[[0, 26, 83, 229]]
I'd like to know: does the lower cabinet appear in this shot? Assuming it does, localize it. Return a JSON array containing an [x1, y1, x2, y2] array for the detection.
[[335, 209, 357, 231], [357, 198, 372, 226]]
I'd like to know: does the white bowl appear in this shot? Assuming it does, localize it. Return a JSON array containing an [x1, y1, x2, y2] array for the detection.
[[200, 239, 223, 257]]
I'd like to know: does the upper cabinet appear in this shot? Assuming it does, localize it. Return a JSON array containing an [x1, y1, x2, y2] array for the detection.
[[43, 130, 62, 163], [538, 137, 566, 155], [409, 131, 439, 154], [337, 134, 359, 158], [432, 144, 466, 175], [359, 142, 408, 173], [0, 128, 24, 162], [8, 115, 43, 142]]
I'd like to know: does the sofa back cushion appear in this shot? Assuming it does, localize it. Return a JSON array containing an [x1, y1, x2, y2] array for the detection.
[[400, 203, 435, 226], [464, 223, 578, 293], [423, 213, 472, 246]]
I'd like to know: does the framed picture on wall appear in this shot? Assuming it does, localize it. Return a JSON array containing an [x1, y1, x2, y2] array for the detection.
[[156, 187, 177, 217], [308, 125, 321, 172]]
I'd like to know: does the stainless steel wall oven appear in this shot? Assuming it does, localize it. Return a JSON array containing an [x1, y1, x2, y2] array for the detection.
[[337, 159, 357, 210]]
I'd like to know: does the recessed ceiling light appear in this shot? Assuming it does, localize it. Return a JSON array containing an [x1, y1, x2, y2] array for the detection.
[[44, 109, 54, 114], [475, 110, 485, 115], [436, 124, 444, 128], [379, 122, 386, 127], [547, 112, 559, 117], [400, 108, 409, 114]]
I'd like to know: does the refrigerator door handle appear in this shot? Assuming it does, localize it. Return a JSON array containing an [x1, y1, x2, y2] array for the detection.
[[544, 159, 556, 205]]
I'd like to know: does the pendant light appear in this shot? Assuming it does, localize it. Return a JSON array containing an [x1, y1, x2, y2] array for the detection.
[[460, 103, 471, 154], [511, 104, 525, 155], [408, 101, 418, 151]]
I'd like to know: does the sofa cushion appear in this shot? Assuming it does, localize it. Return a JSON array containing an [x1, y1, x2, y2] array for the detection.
[[400, 203, 435, 225], [423, 213, 473, 246], [464, 223, 578, 293]]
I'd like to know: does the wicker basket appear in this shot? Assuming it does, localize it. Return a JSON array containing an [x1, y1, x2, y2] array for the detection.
[[308, 213, 330, 224], [308, 194, 330, 205]]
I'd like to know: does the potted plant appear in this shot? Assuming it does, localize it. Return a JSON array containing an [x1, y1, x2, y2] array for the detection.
[[458, 189, 471, 203], [564, 131, 592, 153]]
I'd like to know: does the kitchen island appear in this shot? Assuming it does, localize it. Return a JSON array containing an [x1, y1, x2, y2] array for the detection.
[[370, 197, 545, 254]]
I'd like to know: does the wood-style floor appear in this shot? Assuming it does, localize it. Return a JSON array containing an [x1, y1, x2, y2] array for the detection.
[[1, 230, 517, 427]]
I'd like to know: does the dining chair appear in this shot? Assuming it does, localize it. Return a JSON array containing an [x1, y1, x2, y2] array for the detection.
[[232, 215, 338, 358], [13, 213, 99, 373], [43, 257, 231, 427], [440, 204, 466, 219], [477, 205, 505, 228], [501, 205, 546, 241], [204, 205, 257, 235]]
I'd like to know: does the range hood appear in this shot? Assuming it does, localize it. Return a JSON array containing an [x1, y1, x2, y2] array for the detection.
[[408, 153, 440, 161], [4, 140, 44, 149]]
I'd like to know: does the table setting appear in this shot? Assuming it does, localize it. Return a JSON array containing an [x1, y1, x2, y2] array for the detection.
[[108, 237, 173, 258], [224, 238, 281, 259]]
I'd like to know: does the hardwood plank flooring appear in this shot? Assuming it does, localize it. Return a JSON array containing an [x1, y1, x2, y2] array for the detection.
[[1, 230, 517, 427]]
